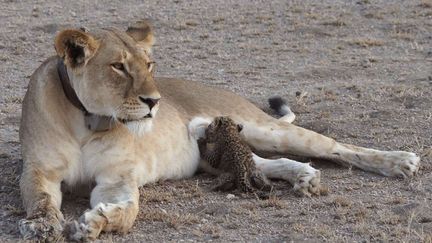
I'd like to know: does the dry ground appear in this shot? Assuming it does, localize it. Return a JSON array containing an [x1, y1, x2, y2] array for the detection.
[[1, 0, 432, 242]]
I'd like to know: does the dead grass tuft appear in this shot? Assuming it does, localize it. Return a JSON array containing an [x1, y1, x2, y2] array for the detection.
[[380, 214, 401, 225], [322, 20, 346, 27], [352, 207, 368, 221], [167, 213, 200, 229], [185, 21, 199, 27], [349, 38, 384, 47], [353, 222, 370, 235], [200, 223, 222, 238], [364, 12, 384, 19], [292, 223, 307, 233], [419, 0, 432, 8], [260, 195, 286, 209], [312, 224, 333, 238], [391, 31, 414, 41], [387, 197, 407, 205], [3, 204, 25, 216], [423, 234, 432, 243], [240, 202, 258, 211], [140, 189, 174, 203], [138, 208, 200, 230], [138, 209, 166, 221], [331, 196, 352, 208]]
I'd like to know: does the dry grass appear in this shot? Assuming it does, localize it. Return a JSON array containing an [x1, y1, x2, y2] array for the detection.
[[138, 208, 200, 230], [349, 38, 385, 47], [391, 31, 414, 41], [200, 223, 222, 238], [423, 234, 432, 243], [292, 223, 308, 233], [321, 20, 346, 27], [330, 196, 352, 208], [380, 213, 402, 225], [3, 204, 25, 216], [259, 195, 286, 209], [364, 12, 384, 20], [419, 0, 432, 8], [312, 224, 334, 239], [140, 190, 174, 203]]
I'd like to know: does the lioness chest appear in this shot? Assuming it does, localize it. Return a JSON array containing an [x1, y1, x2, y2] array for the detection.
[[63, 102, 201, 186]]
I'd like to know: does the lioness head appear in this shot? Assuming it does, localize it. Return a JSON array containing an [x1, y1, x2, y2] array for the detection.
[[54, 21, 160, 136]]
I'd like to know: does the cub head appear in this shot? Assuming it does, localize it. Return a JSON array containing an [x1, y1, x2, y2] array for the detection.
[[54, 21, 159, 136], [205, 116, 243, 142]]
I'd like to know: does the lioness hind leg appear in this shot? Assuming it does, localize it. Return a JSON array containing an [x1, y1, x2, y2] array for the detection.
[[243, 119, 420, 178], [19, 168, 64, 241], [66, 180, 139, 241]]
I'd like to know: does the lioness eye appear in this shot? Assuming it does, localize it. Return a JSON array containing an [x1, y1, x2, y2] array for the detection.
[[111, 63, 125, 71]]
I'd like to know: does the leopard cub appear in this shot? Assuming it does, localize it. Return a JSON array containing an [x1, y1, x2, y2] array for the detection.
[[197, 116, 272, 196]]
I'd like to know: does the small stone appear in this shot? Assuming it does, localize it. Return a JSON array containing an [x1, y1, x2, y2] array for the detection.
[[226, 194, 235, 199]]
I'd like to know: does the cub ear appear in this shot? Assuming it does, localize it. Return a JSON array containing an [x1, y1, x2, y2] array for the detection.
[[54, 29, 99, 68], [237, 124, 243, 133], [126, 20, 155, 53]]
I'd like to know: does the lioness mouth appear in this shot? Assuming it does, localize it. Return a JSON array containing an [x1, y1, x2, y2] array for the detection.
[[119, 114, 152, 124]]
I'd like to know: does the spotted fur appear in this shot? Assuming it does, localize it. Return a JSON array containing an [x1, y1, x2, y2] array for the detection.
[[198, 116, 272, 194]]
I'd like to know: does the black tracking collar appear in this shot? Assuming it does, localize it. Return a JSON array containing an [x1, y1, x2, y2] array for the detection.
[[57, 58, 115, 132]]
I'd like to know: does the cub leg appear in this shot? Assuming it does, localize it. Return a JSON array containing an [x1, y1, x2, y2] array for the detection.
[[220, 152, 255, 193], [252, 153, 321, 196], [250, 169, 273, 191], [212, 173, 236, 191], [67, 179, 139, 241], [18, 167, 64, 241], [243, 120, 420, 178]]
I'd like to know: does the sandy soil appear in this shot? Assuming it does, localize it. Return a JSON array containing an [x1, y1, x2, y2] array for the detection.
[[0, 0, 431, 242]]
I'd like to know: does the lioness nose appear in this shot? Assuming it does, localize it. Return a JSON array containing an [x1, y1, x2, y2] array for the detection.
[[139, 96, 160, 110]]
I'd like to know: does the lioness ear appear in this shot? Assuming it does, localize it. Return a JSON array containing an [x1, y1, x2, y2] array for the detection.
[[54, 29, 99, 68], [126, 20, 155, 53], [237, 124, 243, 133]]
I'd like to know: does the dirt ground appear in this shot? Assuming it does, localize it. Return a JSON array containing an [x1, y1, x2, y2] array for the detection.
[[1, 0, 431, 242]]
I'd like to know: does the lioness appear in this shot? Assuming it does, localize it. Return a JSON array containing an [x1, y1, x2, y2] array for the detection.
[[18, 21, 420, 241]]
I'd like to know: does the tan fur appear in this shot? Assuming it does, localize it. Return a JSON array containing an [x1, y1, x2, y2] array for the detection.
[[19, 22, 420, 241]]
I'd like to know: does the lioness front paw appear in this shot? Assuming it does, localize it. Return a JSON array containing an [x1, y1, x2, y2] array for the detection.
[[66, 204, 109, 242], [292, 163, 321, 197], [19, 215, 64, 241], [379, 151, 420, 178], [65, 219, 99, 242]]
